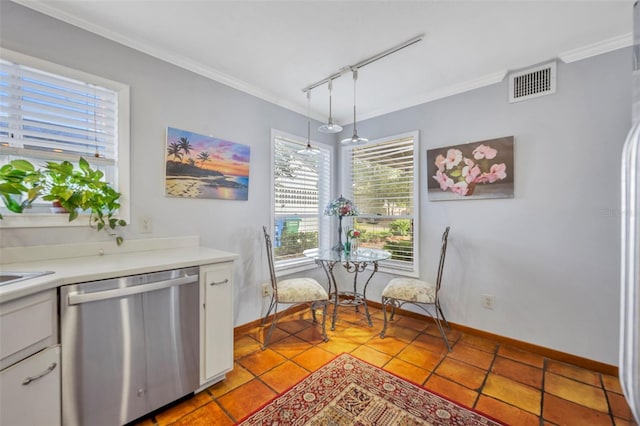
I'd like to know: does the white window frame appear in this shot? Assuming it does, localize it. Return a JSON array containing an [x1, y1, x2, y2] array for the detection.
[[342, 131, 419, 277], [270, 128, 333, 275], [0, 49, 130, 229]]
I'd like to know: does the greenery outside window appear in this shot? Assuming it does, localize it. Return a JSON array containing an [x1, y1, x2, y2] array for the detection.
[[0, 49, 130, 228], [271, 129, 332, 272], [342, 131, 419, 275]]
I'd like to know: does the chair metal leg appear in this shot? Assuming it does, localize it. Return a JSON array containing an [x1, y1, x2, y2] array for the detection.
[[262, 302, 279, 350], [389, 301, 397, 321], [261, 294, 276, 326], [432, 313, 452, 352], [380, 297, 390, 338], [320, 301, 328, 342], [436, 299, 450, 329], [381, 298, 452, 352]]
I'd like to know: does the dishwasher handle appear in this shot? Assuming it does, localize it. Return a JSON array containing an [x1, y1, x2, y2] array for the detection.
[[67, 274, 198, 305]]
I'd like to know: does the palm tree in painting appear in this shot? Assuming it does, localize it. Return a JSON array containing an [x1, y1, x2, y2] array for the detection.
[[187, 158, 196, 167], [167, 142, 183, 162], [178, 137, 193, 163], [197, 151, 211, 168]]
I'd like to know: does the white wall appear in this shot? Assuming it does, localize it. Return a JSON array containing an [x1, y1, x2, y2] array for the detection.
[[1, 2, 631, 365]]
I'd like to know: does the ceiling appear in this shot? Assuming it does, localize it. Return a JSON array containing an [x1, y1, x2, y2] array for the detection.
[[12, 0, 634, 126]]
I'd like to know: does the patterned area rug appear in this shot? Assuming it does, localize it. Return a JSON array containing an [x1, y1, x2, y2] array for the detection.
[[237, 353, 503, 425]]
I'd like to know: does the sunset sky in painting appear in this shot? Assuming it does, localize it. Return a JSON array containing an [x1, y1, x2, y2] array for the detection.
[[166, 127, 250, 177]]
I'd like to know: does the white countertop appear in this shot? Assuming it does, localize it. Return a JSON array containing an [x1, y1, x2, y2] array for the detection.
[[0, 237, 238, 302]]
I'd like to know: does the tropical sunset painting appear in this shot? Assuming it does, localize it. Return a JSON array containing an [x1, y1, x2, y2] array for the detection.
[[165, 127, 250, 201]]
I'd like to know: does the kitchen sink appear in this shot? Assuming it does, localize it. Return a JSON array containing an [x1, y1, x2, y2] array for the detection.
[[0, 271, 54, 286]]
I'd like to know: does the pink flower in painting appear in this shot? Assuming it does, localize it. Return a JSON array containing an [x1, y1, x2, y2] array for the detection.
[[450, 181, 469, 196], [485, 163, 507, 183], [434, 154, 446, 172], [433, 170, 454, 191], [444, 149, 463, 170], [463, 164, 482, 184], [472, 144, 498, 160]]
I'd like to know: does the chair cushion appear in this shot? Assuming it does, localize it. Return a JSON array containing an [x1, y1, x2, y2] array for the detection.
[[277, 277, 329, 303], [381, 278, 436, 303]]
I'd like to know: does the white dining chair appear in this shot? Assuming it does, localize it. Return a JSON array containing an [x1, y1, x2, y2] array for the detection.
[[380, 226, 452, 352], [261, 226, 329, 349]]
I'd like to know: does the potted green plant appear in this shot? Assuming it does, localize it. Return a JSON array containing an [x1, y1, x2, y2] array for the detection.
[[0, 157, 127, 245], [0, 159, 43, 215]]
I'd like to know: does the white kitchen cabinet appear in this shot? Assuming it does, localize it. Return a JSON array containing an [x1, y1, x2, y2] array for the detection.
[[199, 262, 234, 386], [0, 345, 61, 426], [0, 289, 59, 426], [0, 289, 57, 370]]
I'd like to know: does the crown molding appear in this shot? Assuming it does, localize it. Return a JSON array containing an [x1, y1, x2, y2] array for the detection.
[[10, 0, 315, 120], [13, 0, 632, 126], [558, 33, 633, 63], [348, 70, 507, 124]]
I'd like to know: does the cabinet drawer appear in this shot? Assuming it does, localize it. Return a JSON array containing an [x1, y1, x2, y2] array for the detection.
[[0, 289, 57, 370], [0, 345, 61, 426]]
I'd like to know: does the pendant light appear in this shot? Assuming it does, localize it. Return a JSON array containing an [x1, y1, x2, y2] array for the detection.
[[318, 79, 342, 134], [341, 69, 368, 145], [298, 89, 320, 155]]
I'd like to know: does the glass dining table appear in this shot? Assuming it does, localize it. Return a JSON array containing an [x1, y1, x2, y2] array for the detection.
[[305, 248, 391, 331]]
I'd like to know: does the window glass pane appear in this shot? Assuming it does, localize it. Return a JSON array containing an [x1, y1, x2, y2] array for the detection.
[[345, 134, 417, 273], [272, 133, 331, 265], [1, 59, 117, 160]]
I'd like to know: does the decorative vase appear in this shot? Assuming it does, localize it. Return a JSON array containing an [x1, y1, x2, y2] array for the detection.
[[465, 182, 476, 196], [351, 238, 358, 254], [344, 240, 351, 255], [50, 200, 68, 214]]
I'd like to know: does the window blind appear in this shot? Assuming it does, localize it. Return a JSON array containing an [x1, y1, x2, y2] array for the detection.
[[0, 58, 117, 163], [346, 135, 417, 272], [273, 134, 331, 264]]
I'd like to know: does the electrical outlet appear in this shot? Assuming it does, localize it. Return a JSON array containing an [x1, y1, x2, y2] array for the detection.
[[262, 283, 270, 297], [481, 294, 495, 310], [140, 215, 153, 234]]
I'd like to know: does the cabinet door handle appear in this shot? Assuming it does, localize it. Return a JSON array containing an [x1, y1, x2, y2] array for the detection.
[[22, 362, 57, 385], [209, 278, 229, 286]]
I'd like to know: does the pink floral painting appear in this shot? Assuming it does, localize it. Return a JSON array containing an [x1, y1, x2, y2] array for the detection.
[[427, 136, 514, 201]]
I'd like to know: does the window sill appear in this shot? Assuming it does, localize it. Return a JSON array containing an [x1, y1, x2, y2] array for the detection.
[[275, 257, 318, 277], [0, 214, 91, 229], [378, 260, 419, 278]]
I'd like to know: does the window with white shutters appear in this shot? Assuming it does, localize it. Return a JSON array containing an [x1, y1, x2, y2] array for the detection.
[[271, 129, 332, 270], [343, 131, 419, 274], [0, 49, 130, 226]]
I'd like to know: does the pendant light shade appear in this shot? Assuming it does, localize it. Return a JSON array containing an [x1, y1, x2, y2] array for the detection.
[[298, 90, 320, 155], [341, 69, 368, 145], [318, 79, 342, 134]]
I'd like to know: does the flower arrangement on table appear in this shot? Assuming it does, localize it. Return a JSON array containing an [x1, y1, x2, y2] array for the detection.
[[324, 195, 358, 252], [432, 143, 507, 196], [344, 228, 361, 254]]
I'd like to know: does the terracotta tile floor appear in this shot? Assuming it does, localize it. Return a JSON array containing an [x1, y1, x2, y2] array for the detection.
[[136, 306, 637, 426]]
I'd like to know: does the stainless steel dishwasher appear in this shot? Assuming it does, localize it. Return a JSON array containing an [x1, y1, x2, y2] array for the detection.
[[60, 266, 200, 426]]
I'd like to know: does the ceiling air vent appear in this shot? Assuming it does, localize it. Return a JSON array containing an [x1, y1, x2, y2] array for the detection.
[[509, 61, 556, 103]]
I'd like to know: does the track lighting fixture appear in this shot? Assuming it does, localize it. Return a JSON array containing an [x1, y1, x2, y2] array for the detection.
[[318, 79, 342, 134], [341, 69, 368, 145]]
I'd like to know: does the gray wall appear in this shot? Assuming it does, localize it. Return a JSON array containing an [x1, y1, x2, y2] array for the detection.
[[1, 2, 632, 364], [347, 48, 632, 366], [0, 2, 337, 325]]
